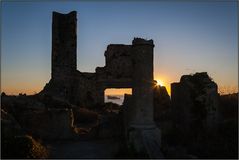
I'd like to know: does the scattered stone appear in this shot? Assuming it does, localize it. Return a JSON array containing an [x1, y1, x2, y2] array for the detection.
[[1, 109, 24, 138], [2, 135, 49, 159], [17, 108, 77, 140]]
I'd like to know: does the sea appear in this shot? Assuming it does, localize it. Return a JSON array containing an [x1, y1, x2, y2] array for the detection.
[[104, 95, 125, 105]]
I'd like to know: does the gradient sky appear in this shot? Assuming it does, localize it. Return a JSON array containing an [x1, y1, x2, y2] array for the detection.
[[1, 1, 238, 95]]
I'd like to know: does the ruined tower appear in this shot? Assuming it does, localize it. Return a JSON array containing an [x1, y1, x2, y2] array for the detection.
[[51, 11, 77, 80]]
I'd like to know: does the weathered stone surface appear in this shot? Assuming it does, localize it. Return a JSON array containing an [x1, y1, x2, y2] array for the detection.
[[2, 94, 77, 140], [104, 45, 132, 79], [131, 38, 154, 126], [154, 85, 171, 121], [41, 14, 156, 111], [2, 134, 49, 158], [171, 72, 220, 132], [73, 108, 99, 125], [52, 11, 77, 79], [18, 108, 76, 140], [1, 109, 24, 138], [98, 112, 122, 139], [127, 127, 163, 158], [1, 109, 49, 158], [39, 11, 162, 157], [1, 95, 46, 112], [122, 94, 133, 129]]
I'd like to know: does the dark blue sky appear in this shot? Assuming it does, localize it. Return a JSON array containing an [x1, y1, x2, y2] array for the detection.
[[1, 1, 238, 94]]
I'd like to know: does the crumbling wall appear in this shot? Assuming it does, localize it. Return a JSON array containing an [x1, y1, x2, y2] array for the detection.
[[43, 11, 158, 109], [38, 10, 163, 156], [171, 72, 220, 132], [42, 12, 136, 107], [74, 72, 98, 106], [104, 45, 132, 79], [93, 44, 133, 105], [41, 12, 158, 131]]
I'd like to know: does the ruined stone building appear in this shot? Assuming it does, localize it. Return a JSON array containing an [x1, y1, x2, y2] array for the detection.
[[171, 72, 220, 131], [41, 10, 157, 126], [42, 11, 153, 109], [40, 11, 163, 157]]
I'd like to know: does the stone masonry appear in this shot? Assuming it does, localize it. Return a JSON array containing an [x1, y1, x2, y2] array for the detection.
[[52, 11, 77, 80], [171, 72, 220, 132], [40, 11, 163, 158]]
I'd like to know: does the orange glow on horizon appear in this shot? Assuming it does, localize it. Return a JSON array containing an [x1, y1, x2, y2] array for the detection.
[[104, 88, 132, 96], [154, 75, 171, 96], [3, 78, 237, 97], [1, 86, 43, 95]]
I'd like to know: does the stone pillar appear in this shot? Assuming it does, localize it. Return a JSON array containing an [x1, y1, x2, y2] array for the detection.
[[126, 38, 163, 158], [51, 11, 77, 80], [131, 38, 155, 127]]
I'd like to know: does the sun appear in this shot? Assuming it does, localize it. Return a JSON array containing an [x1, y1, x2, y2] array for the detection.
[[156, 79, 164, 86]]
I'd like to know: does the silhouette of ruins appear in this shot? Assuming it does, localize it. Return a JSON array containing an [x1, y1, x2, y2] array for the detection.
[[41, 11, 157, 126], [40, 11, 162, 157], [2, 10, 237, 159]]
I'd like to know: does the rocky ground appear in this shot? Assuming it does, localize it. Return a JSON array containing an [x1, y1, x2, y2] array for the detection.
[[46, 139, 119, 158], [1, 90, 238, 158], [1, 93, 124, 158]]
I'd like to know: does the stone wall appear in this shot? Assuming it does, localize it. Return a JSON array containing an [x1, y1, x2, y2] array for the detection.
[[42, 21, 156, 108], [104, 44, 132, 79], [39, 11, 163, 157], [171, 72, 220, 132], [43, 11, 159, 109], [74, 72, 98, 106]]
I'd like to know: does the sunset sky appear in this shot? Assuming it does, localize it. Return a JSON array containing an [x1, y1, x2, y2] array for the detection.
[[1, 1, 238, 96]]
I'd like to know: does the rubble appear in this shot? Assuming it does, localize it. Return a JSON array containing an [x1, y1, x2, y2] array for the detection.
[[1, 109, 49, 158], [18, 108, 77, 140], [1, 109, 24, 138]]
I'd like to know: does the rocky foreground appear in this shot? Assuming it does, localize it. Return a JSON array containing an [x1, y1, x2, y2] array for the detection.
[[1, 92, 124, 158]]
